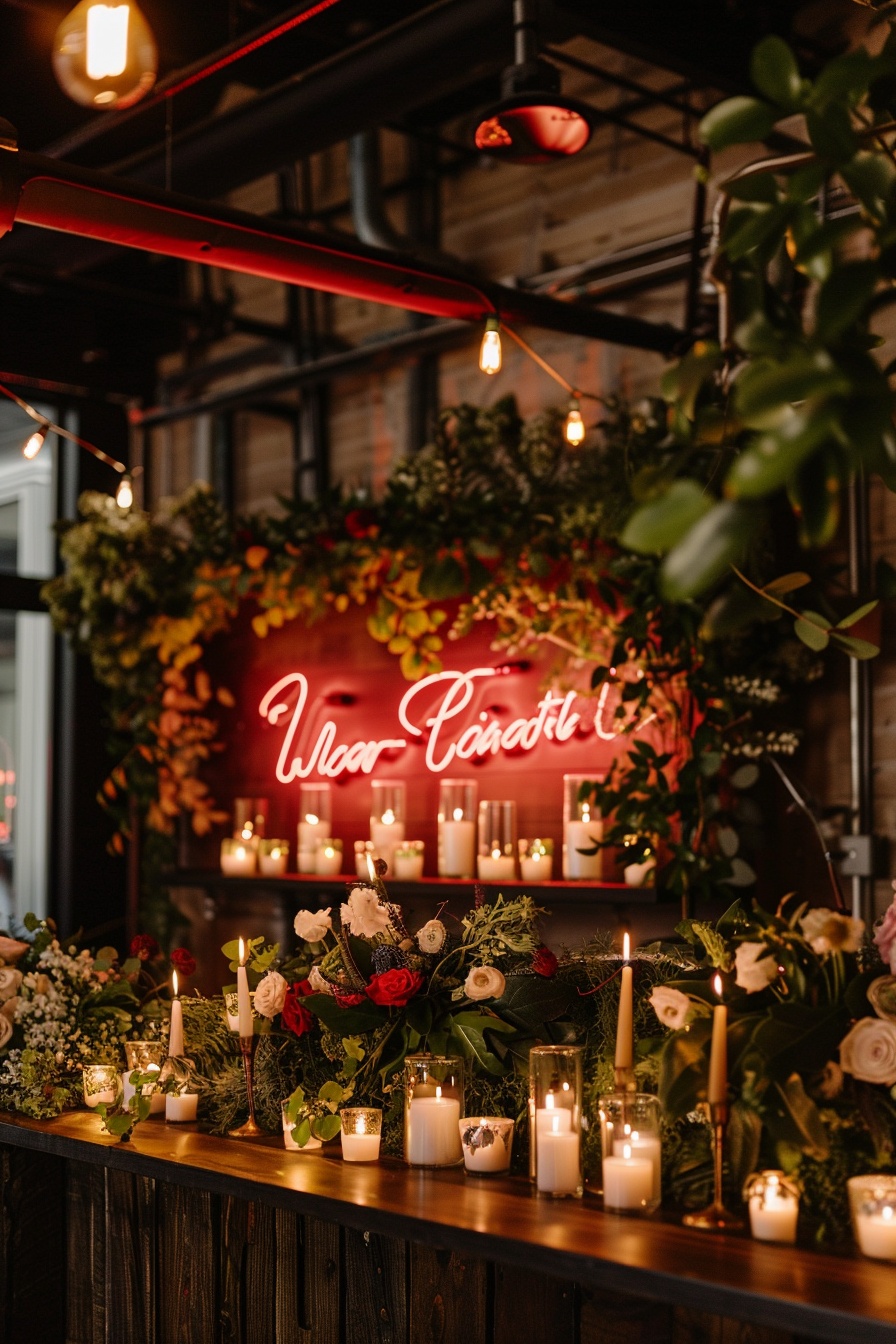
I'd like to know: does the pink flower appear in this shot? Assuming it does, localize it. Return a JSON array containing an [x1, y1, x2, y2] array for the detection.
[[874, 889, 896, 973]]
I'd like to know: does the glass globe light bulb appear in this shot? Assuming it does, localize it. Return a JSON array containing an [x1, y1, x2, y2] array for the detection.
[[479, 317, 502, 375], [22, 426, 48, 460], [564, 402, 585, 446], [53, 1, 157, 110], [115, 473, 134, 509]]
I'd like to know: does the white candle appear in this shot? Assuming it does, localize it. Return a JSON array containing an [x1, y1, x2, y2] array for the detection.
[[613, 1130, 661, 1202], [341, 1131, 382, 1162], [236, 939, 253, 1038], [615, 934, 633, 1073], [603, 1143, 653, 1209], [165, 1093, 198, 1123], [220, 842, 257, 876], [439, 813, 476, 877], [258, 845, 288, 877], [169, 971, 184, 1058], [370, 810, 405, 862], [520, 852, 552, 882], [392, 851, 425, 880], [477, 850, 516, 881], [84, 1086, 117, 1109], [708, 976, 727, 1106], [283, 1114, 322, 1151], [407, 1089, 462, 1166], [564, 813, 603, 879], [749, 1187, 799, 1244], [461, 1123, 513, 1173], [536, 1119, 581, 1195], [624, 855, 656, 887], [298, 814, 328, 872], [535, 1094, 573, 1136], [315, 843, 343, 876], [856, 1207, 896, 1259]]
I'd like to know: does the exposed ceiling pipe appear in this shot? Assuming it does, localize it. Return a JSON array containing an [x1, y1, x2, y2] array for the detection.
[[348, 130, 458, 271], [0, 147, 684, 354]]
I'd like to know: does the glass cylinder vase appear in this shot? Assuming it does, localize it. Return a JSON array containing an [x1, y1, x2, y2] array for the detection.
[[233, 796, 268, 842], [598, 1092, 662, 1214], [477, 800, 517, 881], [370, 779, 406, 869], [563, 774, 603, 880], [297, 783, 332, 873], [529, 1045, 583, 1198], [404, 1054, 465, 1167], [438, 779, 477, 877]]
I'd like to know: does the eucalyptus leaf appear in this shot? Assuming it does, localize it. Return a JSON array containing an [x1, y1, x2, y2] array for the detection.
[[793, 612, 830, 651]]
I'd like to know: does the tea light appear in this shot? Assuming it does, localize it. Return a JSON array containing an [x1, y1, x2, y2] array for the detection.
[[315, 839, 343, 876], [460, 1117, 514, 1174], [535, 1090, 573, 1136], [477, 846, 516, 881], [602, 1142, 654, 1210], [392, 841, 425, 881], [258, 839, 289, 876], [519, 839, 553, 882], [282, 1100, 322, 1151], [848, 1176, 896, 1260], [407, 1086, 462, 1166], [165, 1092, 199, 1123], [340, 1107, 382, 1162], [745, 1171, 799, 1244], [220, 838, 257, 876], [536, 1115, 580, 1195], [82, 1065, 120, 1109]]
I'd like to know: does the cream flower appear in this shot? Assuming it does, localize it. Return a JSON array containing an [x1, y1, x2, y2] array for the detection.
[[869, 975, 896, 1022], [294, 908, 332, 943], [464, 965, 506, 1001], [417, 920, 446, 955], [734, 942, 777, 994], [0, 937, 28, 963], [874, 890, 896, 973], [0, 968, 23, 1003], [800, 908, 864, 955], [0, 1014, 11, 1049], [340, 887, 391, 939], [253, 970, 288, 1020], [649, 985, 691, 1030], [840, 1016, 896, 1086], [308, 965, 334, 996], [0, 996, 19, 1023], [33, 973, 51, 997]]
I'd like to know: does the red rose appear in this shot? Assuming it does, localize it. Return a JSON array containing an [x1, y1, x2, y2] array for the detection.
[[344, 508, 378, 540], [130, 934, 159, 962], [532, 946, 558, 978], [334, 990, 367, 1007], [170, 948, 196, 978], [282, 979, 316, 1037], [366, 968, 424, 1008]]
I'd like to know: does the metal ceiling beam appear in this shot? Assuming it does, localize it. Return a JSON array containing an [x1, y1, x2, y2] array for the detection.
[[0, 149, 683, 354]]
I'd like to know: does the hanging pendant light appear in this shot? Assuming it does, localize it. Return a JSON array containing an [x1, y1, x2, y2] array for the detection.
[[479, 316, 503, 375], [53, 1, 157, 110], [115, 473, 134, 509], [474, 0, 592, 165], [564, 398, 585, 446], [22, 425, 48, 460]]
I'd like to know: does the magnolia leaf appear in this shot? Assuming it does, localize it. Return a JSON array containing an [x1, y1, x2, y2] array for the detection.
[[727, 1100, 763, 1189], [793, 612, 830, 651], [734, 356, 847, 427], [700, 96, 778, 151], [788, 443, 843, 548], [836, 599, 878, 629], [829, 633, 880, 660], [447, 1018, 506, 1077], [762, 572, 811, 597], [661, 501, 761, 600], [311, 1113, 343, 1142], [805, 104, 858, 164], [304, 993, 386, 1034], [491, 975, 575, 1031], [621, 479, 714, 555], [768, 1075, 831, 1163], [317, 1080, 344, 1105], [661, 343, 721, 418]]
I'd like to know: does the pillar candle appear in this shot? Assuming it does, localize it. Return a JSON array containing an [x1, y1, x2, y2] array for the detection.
[[477, 850, 516, 881], [536, 1117, 580, 1195], [169, 971, 184, 1058], [564, 816, 602, 879], [602, 1143, 653, 1209], [392, 848, 424, 880], [520, 851, 552, 882], [856, 1206, 896, 1259], [165, 1093, 198, 1123], [613, 1130, 661, 1203], [341, 1131, 382, 1162], [535, 1093, 573, 1136], [298, 814, 328, 872], [236, 939, 253, 1038], [406, 1089, 462, 1165], [370, 811, 405, 862], [439, 815, 476, 877], [708, 975, 727, 1106]]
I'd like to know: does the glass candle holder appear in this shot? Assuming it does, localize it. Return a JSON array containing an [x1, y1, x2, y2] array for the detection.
[[233, 797, 268, 843], [258, 838, 289, 876], [404, 1054, 465, 1167], [298, 783, 332, 873], [438, 779, 477, 877], [340, 1107, 383, 1162], [392, 840, 425, 881], [370, 780, 406, 866], [282, 1099, 322, 1151], [477, 800, 517, 881], [354, 840, 378, 877], [83, 1064, 122, 1110], [848, 1175, 896, 1260], [622, 834, 657, 887], [220, 837, 257, 876], [122, 1040, 165, 1111], [563, 775, 603, 880], [315, 838, 343, 876], [598, 1092, 662, 1214], [743, 1170, 799, 1244], [529, 1045, 583, 1198], [165, 1090, 199, 1123], [519, 838, 554, 882], [460, 1117, 514, 1175]]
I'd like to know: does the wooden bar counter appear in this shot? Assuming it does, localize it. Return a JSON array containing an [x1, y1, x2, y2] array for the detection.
[[0, 1110, 890, 1344]]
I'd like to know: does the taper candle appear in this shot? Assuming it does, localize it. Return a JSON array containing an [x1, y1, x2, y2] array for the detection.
[[614, 933, 633, 1073], [168, 970, 184, 1058], [708, 973, 727, 1105], [236, 938, 253, 1038]]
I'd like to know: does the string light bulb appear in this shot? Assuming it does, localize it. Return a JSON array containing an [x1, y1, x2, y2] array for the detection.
[[115, 473, 134, 509], [479, 316, 502, 375], [53, 1, 157, 109], [564, 398, 585, 446], [22, 425, 48, 461]]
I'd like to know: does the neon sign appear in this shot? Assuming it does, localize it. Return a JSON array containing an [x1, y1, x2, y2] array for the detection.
[[258, 667, 637, 783]]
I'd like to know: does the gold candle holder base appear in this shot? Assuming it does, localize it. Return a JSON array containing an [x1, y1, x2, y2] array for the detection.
[[228, 1034, 264, 1139], [682, 1103, 743, 1231]]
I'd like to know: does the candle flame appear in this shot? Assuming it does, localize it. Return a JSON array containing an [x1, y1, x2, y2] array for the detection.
[[545, 1092, 555, 1110], [623, 1143, 632, 1160], [491, 846, 501, 860], [325, 846, 335, 858], [623, 1123, 631, 1136], [305, 812, 319, 825], [713, 973, 723, 997], [172, 969, 179, 998], [551, 1115, 561, 1134], [240, 825, 253, 841], [622, 931, 630, 961], [435, 1084, 442, 1100], [366, 851, 377, 883], [452, 807, 464, 822], [238, 936, 245, 966], [236, 845, 246, 860], [382, 808, 395, 825], [531, 850, 541, 863], [884, 1206, 894, 1222], [271, 847, 281, 859], [582, 805, 590, 822]]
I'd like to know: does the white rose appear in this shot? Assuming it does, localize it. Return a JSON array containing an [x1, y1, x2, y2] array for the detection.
[[868, 975, 896, 1023], [417, 920, 446, 955], [253, 970, 288, 1020], [340, 887, 391, 939], [734, 942, 777, 994], [308, 965, 334, 996], [294, 907, 332, 943], [840, 1016, 896, 1085], [800, 908, 864, 955], [464, 965, 506, 1001], [0, 968, 22, 1003], [0, 1014, 11, 1049], [649, 985, 691, 1030]]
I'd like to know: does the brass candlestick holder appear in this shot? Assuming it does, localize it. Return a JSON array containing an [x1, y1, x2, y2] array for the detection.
[[682, 1102, 744, 1230], [229, 1034, 263, 1138]]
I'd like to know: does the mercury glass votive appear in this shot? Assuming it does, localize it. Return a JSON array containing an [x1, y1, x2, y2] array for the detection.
[[438, 779, 477, 877], [404, 1054, 465, 1167], [122, 1040, 166, 1113], [83, 1064, 122, 1110], [477, 800, 517, 881], [258, 838, 289, 876], [529, 1045, 583, 1198], [848, 1175, 896, 1260], [315, 838, 343, 875], [392, 840, 425, 880], [460, 1117, 514, 1175], [340, 1107, 383, 1162], [519, 838, 554, 882], [220, 837, 257, 876], [743, 1170, 799, 1244], [598, 1092, 662, 1214], [298, 783, 332, 873]]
